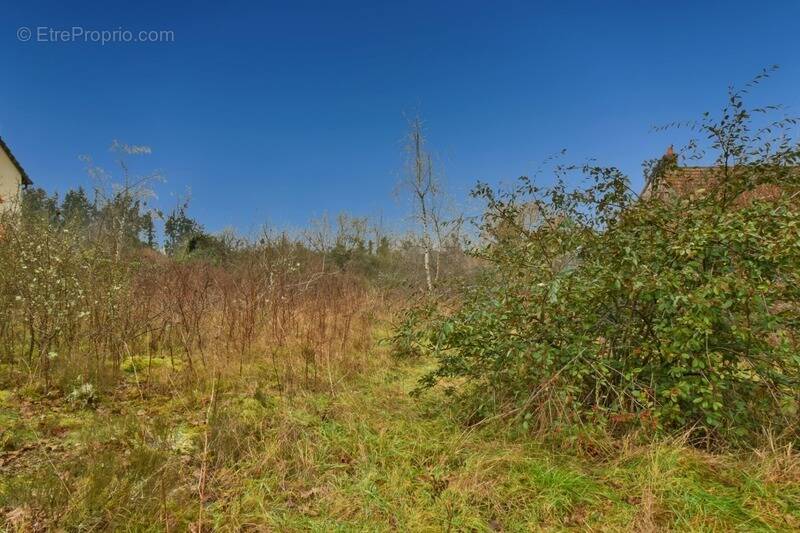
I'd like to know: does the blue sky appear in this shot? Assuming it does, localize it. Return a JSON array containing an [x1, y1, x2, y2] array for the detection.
[[2, 0, 799, 233]]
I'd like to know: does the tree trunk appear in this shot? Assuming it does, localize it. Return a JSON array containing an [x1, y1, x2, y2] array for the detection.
[[423, 248, 433, 291]]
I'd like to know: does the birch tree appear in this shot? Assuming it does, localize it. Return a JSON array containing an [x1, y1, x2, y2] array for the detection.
[[400, 117, 438, 291]]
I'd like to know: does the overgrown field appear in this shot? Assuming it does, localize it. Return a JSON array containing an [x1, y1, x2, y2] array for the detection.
[[3, 82, 800, 531], [3, 330, 799, 531]]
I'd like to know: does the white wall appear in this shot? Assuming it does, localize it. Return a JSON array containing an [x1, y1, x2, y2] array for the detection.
[[0, 148, 23, 214]]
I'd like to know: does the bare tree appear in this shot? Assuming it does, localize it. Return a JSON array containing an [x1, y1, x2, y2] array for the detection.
[[399, 117, 439, 291], [304, 212, 335, 272], [398, 116, 466, 290], [81, 140, 162, 260], [369, 211, 389, 256]]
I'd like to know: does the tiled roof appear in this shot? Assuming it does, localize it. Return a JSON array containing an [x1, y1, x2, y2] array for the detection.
[[0, 137, 33, 187], [643, 164, 785, 205]]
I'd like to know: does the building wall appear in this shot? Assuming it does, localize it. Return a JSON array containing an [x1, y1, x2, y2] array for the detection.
[[0, 148, 23, 214]]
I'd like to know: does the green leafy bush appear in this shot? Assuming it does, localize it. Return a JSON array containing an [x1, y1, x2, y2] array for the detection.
[[405, 81, 800, 445]]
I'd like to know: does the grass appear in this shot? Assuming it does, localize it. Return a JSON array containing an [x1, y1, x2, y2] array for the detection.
[[1, 337, 799, 531]]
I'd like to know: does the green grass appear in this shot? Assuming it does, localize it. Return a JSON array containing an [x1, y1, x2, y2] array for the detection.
[[1, 354, 799, 531]]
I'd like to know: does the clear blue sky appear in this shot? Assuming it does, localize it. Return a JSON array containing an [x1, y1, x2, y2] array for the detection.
[[2, 0, 799, 233]]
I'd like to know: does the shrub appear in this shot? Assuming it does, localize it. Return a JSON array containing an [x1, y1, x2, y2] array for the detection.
[[67, 381, 98, 408], [406, 81, 800, 445]]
